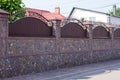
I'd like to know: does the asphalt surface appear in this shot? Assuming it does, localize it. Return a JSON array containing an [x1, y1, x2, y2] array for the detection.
[[2, 59, 120, 80]]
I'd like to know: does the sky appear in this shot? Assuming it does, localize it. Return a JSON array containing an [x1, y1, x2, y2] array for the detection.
[[22, 0, 120, 17]]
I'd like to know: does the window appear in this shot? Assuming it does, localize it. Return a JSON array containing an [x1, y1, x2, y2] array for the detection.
[[89, 17, 96, 22]]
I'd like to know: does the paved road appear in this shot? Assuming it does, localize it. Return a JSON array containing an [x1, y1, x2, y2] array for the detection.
[[2, 59, 120, 80], [61, 62, 120, 80]]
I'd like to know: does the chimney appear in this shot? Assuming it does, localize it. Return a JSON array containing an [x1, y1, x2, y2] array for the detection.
[[55, 7, 60, 14]]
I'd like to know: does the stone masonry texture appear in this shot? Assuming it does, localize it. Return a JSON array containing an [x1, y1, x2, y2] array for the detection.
[[1, 50, 120, 78], [0, 38, 119, 78]]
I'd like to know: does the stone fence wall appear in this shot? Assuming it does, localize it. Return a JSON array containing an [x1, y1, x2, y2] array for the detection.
[[1, 37, 120, 78], [0, 9, 120, 78]]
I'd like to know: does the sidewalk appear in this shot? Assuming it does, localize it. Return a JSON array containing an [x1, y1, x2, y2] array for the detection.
[[2, 59, 120, 80]]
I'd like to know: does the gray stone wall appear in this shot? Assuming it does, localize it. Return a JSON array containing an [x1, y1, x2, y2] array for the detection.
[[7, 38, 56, 56], [92, 39, 112, 50], [6, 38, 120, 57], [113, 39, 120, 49], [7, 38, 91, 56], [0, 37, 119, 78], [59, 39, 90, 52], [1, 49, 120, 78]]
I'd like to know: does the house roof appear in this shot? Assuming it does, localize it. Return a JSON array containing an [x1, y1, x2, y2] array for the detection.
[[75, 7, 109, 15], [26, 8, 65, 21], [0, 9, 9, 15], [110, 15, 120, 18], [68, 7, 120, 19]]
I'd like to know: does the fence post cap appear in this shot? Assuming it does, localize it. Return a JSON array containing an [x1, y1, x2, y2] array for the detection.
[[83, 21, 93, 25]]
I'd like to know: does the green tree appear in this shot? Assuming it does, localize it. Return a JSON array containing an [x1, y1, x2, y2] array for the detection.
[[0, 0, 26, 22], [109, 8, 120, 16]]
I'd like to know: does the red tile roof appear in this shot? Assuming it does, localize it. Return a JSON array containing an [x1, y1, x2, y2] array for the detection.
[[26, 8, 65, 21], [0, 9, 9, 14]]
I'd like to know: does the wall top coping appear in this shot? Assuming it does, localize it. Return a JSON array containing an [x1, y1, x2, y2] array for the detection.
[[0, 9, 9, 15]]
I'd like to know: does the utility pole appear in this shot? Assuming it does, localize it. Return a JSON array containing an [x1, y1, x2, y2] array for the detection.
[[113, 4, 117, 15]]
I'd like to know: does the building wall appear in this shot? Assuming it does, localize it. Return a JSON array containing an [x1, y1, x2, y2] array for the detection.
[[110, 16, 120, 25], [70, 9, 108, 23]]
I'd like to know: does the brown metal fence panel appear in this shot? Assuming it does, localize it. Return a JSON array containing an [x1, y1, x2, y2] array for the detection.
[[93, 26, 110, 39], [61, 22, 87, 38], [9, 17, 53, 37], [114, 28, 120, 38]]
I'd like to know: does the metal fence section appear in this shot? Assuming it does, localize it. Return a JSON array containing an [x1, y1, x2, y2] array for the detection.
[[61, 22, 88, 38], [93, 26, 110, 39], [9, 17, 53, 37], [114, 28, 120, 38]]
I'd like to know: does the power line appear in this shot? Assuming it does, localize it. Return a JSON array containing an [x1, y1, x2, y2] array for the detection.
[[93, 2, 120, 9]]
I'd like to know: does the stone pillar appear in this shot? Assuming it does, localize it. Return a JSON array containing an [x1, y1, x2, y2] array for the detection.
[[109, 27, 114, 40], [87, 24, 93, 51], [52, 19, 61, 39], [52, 19, 61, 69], [83, 22, 93, 62], [83, 22, 93, 39], [0, 9, 9, 57], [109, 27, 114, 49]]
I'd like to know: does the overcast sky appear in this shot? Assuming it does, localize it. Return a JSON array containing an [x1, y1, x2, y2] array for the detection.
[[22, 0, 120, 17]]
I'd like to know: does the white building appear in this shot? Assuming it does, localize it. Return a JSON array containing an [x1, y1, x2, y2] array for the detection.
[[68, 7, 120, 25]]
